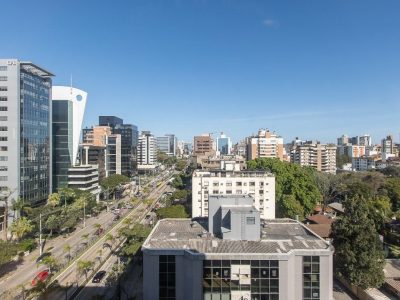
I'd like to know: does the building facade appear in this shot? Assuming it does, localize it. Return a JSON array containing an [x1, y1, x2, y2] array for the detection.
[[291, 142, 337, 174], [157, 134, 177, 156], [52, 86, 87, 191], [138, 131, 157, 171], [246, 129, 285, 161], [194, 134, 215, 156], [0, 59, 53, 218], [67, 165, 100, 198], [192, 170, 275, 219], [142, 197, 333, 300], [217, 133, 232, 155]]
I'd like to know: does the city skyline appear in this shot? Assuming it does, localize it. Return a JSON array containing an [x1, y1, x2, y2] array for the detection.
[[1, 1, 400, 142]]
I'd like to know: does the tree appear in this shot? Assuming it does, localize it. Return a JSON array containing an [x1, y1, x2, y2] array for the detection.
[[171, 175, 184, 189], [156, 205, 188, 219], [77, 260, 94, 280], [176, 159, 187, 171], [10, 217, 34, 241], [47, 193, 60, 208], [0, 240, 20, 265], [247, 158, 322, 217], [385, 178, 400, 212], [81, 233, 90, 246], [331, 195, 385, 288], [38, 255, 59, 273], [278, 195, 304, 220], [63, 244, 72, 262], [12, 197, 26, 219], [100, 174, 130, 199], [45, 215, 59, 237], [105, 233, 115, 247]]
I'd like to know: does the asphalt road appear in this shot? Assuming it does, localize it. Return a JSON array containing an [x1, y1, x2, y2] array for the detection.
[[47, 171, 175, 299]]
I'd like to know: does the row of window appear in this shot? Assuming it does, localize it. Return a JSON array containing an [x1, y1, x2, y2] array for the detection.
[[204, 181, 269, 187], [0, 97, 7, 101], [0, 86, 7, 91], [0, 76, 7, 81]]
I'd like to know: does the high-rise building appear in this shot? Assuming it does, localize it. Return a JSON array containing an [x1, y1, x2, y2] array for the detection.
[[382, 135, 394, 155], [142, 195, 333, 300], [99, 116, 138, 177], [105, 134, 122, 176], [246, 129, 285, 161], [52, 86, 87, 191], [192, 169, 275, 219], [194, 134, 214, 156], [359, 134, 372, 147], [290, 142, 337, 174], [337, 134, 349, 146], [0, 59, 53, 216], [216, 133, 232, 155], [138, 131, 157, 171], [156, 134, 177, 156]]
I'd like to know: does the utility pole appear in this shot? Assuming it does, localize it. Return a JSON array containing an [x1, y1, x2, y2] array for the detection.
[[39, 213, 42, 255]]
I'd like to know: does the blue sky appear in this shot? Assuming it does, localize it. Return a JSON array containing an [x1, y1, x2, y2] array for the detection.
[[2, 0, 400, 144]]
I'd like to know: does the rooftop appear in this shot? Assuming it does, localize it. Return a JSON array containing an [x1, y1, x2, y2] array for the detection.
[[143, 218, 331, 254], [193, 169, 274, 177], [20, 61, 54, 77]]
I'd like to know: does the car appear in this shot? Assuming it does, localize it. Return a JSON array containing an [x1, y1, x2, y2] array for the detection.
[[95, 227, 104, 235], [31, 269, 50, 286], [36, 252, 51, 263], [113, 214, 121, 221], [145, 214, 151, 219], [92, 270, 106, 283]]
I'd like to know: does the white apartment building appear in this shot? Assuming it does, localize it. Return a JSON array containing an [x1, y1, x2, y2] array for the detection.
[[291, 142, 337, 174], [138, 131, 157, 170], [192, 170, 275, 219]]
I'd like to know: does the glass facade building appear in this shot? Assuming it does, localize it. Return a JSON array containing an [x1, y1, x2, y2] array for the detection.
[[19, 63, 53, 206], [52, 100, 72, 189]]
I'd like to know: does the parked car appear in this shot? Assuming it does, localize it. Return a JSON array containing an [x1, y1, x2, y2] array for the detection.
[[95, 227, 104, 235], [92, 270, 106, 283], [31, 269, 50, 286], [113, 214, 121, 221]]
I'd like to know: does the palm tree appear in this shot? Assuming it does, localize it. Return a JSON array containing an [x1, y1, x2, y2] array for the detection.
[[63, 244, 72, 262], [39, 255, 58, 273], [11, 197, 25, 219], [10, 217, 34, 241], [93, 223, 102, 234], [105, 233, 115, 247], [77, 260, 94, 280]]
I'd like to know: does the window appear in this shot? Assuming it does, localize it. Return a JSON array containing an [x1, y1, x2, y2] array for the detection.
[[0, 77, 7, 81], [226, 182, 232, 187], [0, 146, 7, 151], [246, 217, 255, 225], [0, 176, 7, 181], [213, 182, 219, 187], [0, 137, 7, 141], [0, 107, 7, 111], [259, 190, 264, 195], [0, 66, 7, 71], [0, 87, 7, 91], [236, 182, 242, 186], [0, 156, 7, 161], [303, 256, 320, 300], [0, 166, 7, 171], [159, 255, 175, 300], [236, 190, 242, 194], [0, 97, 7, 101], [213, 190, 219, 194], [0, 116, 7, 121], [249, 182, 256, 186], [0, 127, 7, 131], [226, 190, 232, 194]]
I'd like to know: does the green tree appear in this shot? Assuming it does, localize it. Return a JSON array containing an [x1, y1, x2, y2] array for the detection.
[[278, 195, 304, 219], [385, 178, 400, 212], [247, 158, 322, 217], [77, 260, 94, 280], [156, 205, 188, 219], [38, 255, 59, 273], [10, 217, 34, 241], [176, 159, 187, 171], [47, 193, 60, 208], [331, 195, 385, 288], [45, 215, 59, 237], [63, 244, 72, 262], [0, 240, 20, 265], [11, 197, 27, 219], [105, 233, 115, 247], [100, 174, 130, 199]]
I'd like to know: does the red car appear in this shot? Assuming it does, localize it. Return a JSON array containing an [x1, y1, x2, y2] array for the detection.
[[31, 269, 50, 286]]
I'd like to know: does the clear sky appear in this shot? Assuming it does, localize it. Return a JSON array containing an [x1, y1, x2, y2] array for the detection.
[[2, 0, 400, 144]]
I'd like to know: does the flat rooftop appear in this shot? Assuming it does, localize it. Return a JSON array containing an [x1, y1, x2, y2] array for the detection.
[[143, 218, 331, 254]]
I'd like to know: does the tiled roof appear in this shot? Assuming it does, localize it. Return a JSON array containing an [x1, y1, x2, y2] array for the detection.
[[306, 214, 334, 225]]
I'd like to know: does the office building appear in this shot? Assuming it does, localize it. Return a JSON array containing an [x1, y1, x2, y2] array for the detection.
[[290, 142, 337, 174], [232, 140, 247, 157], [81, 145, 106, 179], [142, 195, 333, 300], [157, 134, 177, 156], [337, 134, 349, 146], [246, 129, 285, 161], [359, 134, 372, 147], [105, 134, 122, 176], [138, 131, 157, 171], [67, 165, 100, 199], [52, 86, 87, 191], [216, 133, 232, 155], [0, 59, 53, 219], [192, 169, 275, 219], [194, 134, 215, 156], [99, 116, 138, 177]]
